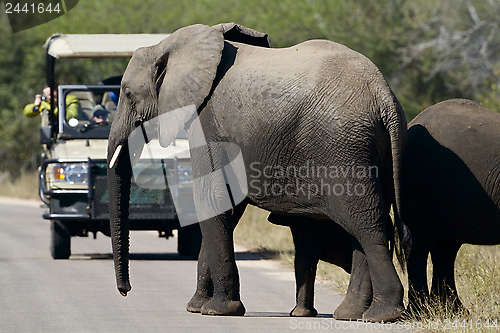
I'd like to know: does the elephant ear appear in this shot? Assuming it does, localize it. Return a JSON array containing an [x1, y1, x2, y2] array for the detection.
[[212, 22, 271, 48], [154, 24, 224, 147]]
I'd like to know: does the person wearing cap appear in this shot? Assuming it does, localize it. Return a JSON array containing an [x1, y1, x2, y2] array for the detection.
[[92, 104, 109, 124], [24, 84, 79, 120]]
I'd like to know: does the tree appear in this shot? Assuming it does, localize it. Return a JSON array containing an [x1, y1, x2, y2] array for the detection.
[[398, 0, 500, 114]]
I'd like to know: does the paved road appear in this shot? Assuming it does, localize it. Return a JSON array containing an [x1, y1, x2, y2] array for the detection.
[[0, 197, 411, 332]]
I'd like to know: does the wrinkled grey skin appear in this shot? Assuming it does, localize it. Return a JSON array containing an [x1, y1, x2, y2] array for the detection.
[[107, 23, 408, 322], [401, 99, 500, 313]]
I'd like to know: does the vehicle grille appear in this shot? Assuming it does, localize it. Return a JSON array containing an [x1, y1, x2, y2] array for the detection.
[[91, 174, 176, 220]]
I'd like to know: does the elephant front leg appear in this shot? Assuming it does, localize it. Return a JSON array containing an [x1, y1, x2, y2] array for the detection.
[[430, 243, 464, 313], [199, 213, 245, 316], [406, 238, 432, 317], [187, 239, 213, 312], [334, 245, 372, 320]]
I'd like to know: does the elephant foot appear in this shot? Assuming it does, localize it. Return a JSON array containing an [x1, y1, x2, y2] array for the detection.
[[186, 292, 212, 313], [201, 298, 246, 316], [362, 299, 404, 323], [333, 298, 368, 320], [290, 305, 318, 317]]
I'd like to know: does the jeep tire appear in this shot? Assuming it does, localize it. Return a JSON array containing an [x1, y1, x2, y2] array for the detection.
[[50, 220, 71, 259], [177, 224, 202, 259]]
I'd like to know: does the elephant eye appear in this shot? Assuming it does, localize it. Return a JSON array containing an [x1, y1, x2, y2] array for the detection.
[[121, 86, 132, 99]]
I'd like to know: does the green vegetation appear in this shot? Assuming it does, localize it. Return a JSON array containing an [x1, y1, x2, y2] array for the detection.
[[1, 0, 500, 175]]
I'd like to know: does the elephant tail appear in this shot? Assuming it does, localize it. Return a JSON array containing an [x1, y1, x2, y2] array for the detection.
[[381, 93, 411, 272]]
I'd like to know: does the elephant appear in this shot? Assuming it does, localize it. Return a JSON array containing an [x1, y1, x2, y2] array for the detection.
[[106, 22, 409, 322], [268, 213, 366, 319], [400, 99, 500, 313]]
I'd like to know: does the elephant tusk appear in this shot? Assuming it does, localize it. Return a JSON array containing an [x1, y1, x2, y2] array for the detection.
[[109, 145, 123, 169]]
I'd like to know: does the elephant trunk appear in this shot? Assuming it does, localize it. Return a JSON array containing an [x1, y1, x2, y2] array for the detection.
[[107, 142, 132, 296]]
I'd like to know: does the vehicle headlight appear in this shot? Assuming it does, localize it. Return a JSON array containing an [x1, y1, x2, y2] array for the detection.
[[177, 161, 192, 184], [53, 163, 88, 185]]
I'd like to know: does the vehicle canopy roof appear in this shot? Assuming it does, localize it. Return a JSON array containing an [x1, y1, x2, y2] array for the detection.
[[44, 33, 171, 58]]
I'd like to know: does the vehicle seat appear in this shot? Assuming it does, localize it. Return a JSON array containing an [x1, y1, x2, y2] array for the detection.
[[71, 91, 96, 120], [101, 92, 117, 122]]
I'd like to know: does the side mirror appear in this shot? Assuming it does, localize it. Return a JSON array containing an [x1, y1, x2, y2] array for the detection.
[[40, 126, 52, 144]]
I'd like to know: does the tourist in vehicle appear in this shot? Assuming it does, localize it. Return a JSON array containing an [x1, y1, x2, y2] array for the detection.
[[91, 104, 109, 125], [24, 83, 79, 120]]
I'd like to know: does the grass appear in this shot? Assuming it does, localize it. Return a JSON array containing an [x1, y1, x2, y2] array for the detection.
[[4, 172, 499, 331], [407, 245, 500, 333], [0, 171, 39, 200]]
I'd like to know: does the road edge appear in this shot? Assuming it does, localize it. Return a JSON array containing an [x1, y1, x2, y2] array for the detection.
[[0, 196, 42, 207]]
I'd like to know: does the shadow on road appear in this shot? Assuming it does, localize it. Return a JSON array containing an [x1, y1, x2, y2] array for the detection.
[[244, 312, 333, 318], [69, 250, 273, 261]]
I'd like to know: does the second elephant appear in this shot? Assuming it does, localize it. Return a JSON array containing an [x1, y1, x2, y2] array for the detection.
[[401, 99, 500, 312], [272, 99, 500, 318]]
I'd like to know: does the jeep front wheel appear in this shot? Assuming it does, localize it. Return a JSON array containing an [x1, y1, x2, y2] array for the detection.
[[177, 224, 202, 259], [50, 220, 71, 259]]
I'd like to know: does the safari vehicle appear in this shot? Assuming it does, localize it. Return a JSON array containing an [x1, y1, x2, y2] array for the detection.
[[39, 34, 201, 259]]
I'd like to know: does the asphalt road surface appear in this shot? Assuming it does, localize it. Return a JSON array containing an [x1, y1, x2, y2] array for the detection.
[[0, 197, 411, 333]]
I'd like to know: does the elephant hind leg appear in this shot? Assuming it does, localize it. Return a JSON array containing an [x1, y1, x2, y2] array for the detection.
[[334, 243, 372, 320], [430, 242, 464, 313], [289, 224, 319, 317], [290, 255, 319, 317], [337, 203, 404, 322]]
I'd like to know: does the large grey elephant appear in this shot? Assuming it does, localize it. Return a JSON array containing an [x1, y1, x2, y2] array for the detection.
[[107, 23, 408, 322], [401, 99, 500, 313]]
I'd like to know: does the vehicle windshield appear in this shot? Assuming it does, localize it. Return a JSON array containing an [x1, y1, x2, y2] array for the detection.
[[58, 85, 120, 139]]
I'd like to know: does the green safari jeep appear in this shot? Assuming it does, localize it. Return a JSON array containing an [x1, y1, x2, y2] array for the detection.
[[38, 34, 201, 259]]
